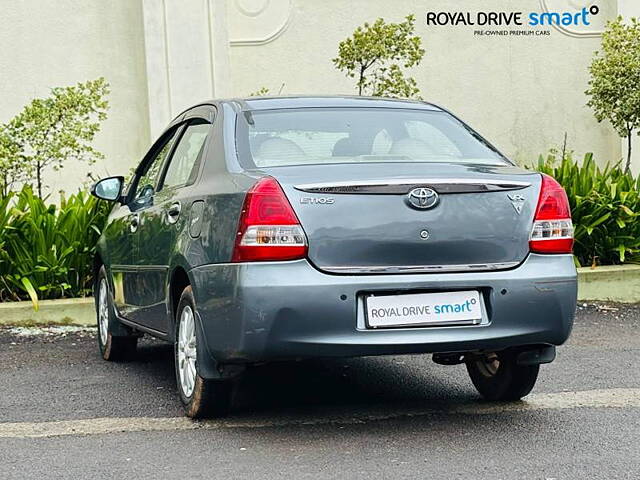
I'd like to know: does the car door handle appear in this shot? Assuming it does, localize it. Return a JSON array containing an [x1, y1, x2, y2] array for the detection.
[[167, 202, 181, 224], [130, 213, 139, 233]]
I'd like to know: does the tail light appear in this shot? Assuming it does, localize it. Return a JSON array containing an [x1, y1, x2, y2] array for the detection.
[[529, 174, 574, 254], [231, 177, 308, 262]]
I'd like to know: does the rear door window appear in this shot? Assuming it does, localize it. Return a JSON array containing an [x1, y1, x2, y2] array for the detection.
[[160, 122, 210, 190]]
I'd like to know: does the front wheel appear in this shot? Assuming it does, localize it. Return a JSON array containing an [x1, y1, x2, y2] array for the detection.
[[466, 349, 539, 401], [174, 286, 232, 418]]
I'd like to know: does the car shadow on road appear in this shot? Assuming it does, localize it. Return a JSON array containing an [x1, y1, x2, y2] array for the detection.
[[133, 336, 477, 418]]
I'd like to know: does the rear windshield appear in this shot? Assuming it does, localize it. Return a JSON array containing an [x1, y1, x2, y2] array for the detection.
[[235, 107, 507, 168]]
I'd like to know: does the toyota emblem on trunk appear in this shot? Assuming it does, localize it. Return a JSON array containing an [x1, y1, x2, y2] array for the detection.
[[406, 187, 439, 210]]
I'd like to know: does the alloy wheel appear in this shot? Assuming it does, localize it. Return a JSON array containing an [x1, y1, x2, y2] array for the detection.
[[98, 279, 109, 344], [177, 305, 197, 398]]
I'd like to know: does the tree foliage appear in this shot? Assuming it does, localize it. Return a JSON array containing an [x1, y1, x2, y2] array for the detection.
[[0, 126, 22, 197], [1, 78, 110, 198], [249, 87, 271, 97], [586, 16, 640, 172], [333, 15, 425, 98]]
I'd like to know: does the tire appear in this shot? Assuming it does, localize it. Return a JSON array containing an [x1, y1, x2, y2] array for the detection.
[[174, 286, 232, 418], [95, 265, 138, 361], [465, 349, 539, 401]]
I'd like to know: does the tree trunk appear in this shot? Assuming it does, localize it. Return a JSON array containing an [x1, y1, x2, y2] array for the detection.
[[36, 161, 42, 198], [561, 132, 568, 160], [626, 129, 632, 173]]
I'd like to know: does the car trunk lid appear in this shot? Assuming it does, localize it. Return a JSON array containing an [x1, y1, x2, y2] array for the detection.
[[259, 163, 540, 274]]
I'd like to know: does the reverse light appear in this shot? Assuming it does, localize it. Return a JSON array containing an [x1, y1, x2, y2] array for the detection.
[[232, 177, 308, 262], [529, 174, 574, 254]]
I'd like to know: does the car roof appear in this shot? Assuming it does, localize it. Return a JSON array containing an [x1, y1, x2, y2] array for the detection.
[[183, 96, 443, 114], [233, 96, 443, 111]]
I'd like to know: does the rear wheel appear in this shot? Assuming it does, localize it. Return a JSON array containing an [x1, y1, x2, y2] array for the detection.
[[174, 286, 232, 418], [466, 349, 539, 401], [96, 266, 138, 361]]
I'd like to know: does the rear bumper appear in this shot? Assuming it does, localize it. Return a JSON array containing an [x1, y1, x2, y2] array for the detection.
[[190, 254, 576, 371]]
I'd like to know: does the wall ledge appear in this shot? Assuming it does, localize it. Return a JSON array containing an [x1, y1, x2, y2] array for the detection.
[[577, 264, 640, 303], [1, 265, 638, 326]]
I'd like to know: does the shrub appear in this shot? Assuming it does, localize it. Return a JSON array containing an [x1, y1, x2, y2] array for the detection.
[[0, 185, 110, 308], [536, 150, 640, 266]]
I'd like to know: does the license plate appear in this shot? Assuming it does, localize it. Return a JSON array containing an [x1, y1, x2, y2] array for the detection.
[[365, 290, 482, 328]]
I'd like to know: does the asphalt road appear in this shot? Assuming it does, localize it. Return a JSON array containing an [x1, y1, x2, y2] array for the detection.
[[1, 303, 639, 479]]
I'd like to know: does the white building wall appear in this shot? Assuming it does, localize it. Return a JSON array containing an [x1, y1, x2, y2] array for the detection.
[[0, 0, 150, 196], [227, 0, 621, 167], [0, 0, 633, 197]]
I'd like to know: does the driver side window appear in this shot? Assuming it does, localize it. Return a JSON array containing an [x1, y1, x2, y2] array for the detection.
[[133, 129, 178, 203]]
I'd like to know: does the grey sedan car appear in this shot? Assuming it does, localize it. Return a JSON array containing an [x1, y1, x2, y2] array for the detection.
[[91, 96, 577, 417]]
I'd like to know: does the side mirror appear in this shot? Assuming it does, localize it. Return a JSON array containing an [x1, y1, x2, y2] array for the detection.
[[91, 176, 124, 202]]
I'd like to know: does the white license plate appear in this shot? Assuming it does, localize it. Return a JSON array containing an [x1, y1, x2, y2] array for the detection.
[[365, 290, 482, 328]]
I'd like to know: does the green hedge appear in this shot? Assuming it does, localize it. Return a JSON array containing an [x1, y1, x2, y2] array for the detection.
[[0, 186, 110, 308], [0, 153, 637, 306], [536, 151, 640, 267]]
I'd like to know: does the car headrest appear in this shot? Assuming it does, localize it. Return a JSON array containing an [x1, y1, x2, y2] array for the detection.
[[389, 138, 432, 158], [332, 138, 355, 156], [255, 137, 305, 165]]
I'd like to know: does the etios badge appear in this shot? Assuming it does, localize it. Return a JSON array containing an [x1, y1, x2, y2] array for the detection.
[[406, 187, 439, 210]]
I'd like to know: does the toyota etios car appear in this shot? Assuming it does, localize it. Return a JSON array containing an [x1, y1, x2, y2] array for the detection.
[[91, 96, 577, 417]]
